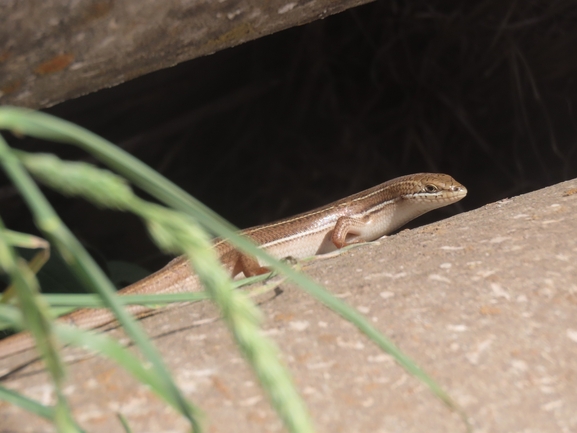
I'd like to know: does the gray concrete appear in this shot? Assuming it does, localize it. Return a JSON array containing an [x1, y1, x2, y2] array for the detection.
[[0, 0, 373, 109], [1, 177, 577, 432]]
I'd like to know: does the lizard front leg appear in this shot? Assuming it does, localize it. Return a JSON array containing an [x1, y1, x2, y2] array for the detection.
[[331, 216, 371, 249]]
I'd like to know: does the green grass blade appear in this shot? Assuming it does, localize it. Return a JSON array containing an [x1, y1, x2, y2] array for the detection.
[[0, 134, 202, 432], [54, 323, 202, 419], [145, 207, 317, 433], [13, 148, 318, 432], [0, 107, 466, 425], [0, 221, 82, 432], [0, 385, 55, 420], [42, 292, 209, 307]]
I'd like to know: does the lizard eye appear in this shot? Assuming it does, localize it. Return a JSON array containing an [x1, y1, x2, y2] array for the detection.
[[424, 184, 438, 193]]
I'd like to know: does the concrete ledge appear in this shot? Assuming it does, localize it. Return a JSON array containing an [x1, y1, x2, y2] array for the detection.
[[1, 178, 577, 432], [0, 0, 373, 109]]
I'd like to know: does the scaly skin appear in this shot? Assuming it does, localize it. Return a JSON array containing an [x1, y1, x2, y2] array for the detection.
[[0, 173, 467, 359]]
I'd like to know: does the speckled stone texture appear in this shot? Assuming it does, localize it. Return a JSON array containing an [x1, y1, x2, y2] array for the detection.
[[1, 177, 577, 432]]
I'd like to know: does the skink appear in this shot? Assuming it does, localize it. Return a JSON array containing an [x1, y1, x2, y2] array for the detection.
[[0, 173, 467, 358]]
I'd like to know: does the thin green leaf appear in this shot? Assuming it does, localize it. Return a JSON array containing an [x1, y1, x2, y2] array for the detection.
[[0, 229, 50, 303], [42, 292, 209, 307], [117, 413, 133, 433], [0, 385, 54, 420], [0, 221, 81, 432], [53, 323, 202, 420], [0, 134, 202, 432], [0, 108, 468, 427]]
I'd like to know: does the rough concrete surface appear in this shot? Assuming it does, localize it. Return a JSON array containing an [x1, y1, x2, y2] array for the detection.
[[0, 0, 373, 109], [1, 178, 577, 432]]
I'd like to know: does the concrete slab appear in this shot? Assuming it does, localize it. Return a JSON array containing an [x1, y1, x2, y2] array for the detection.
[[1, 177, 577, 432]]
